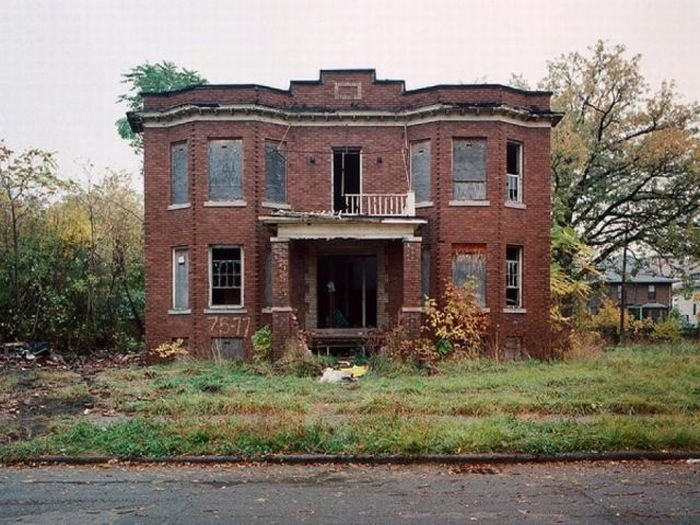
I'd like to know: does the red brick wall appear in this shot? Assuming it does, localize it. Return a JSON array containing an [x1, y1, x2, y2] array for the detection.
[[141, 71, 554, 359]]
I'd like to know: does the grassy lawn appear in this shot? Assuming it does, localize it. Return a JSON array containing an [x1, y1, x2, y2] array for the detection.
[[1, 342, 698, 460]]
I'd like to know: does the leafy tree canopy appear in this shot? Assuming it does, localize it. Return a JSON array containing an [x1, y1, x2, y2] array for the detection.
[[116, 61, 207, 153], [541, 41, 700, 271]]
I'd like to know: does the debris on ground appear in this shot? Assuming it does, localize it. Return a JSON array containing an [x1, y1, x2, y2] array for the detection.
[[318, 365, 369, 383]]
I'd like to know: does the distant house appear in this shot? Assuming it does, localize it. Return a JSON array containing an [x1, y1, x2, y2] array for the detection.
[[601, 271, 675, 321], [673, 270, 700, 326]]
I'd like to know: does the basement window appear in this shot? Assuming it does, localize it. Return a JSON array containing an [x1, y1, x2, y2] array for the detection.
[[210, 246, 243, 307], [453, 139, 487, 200], [208, 139, 243, 201], [211, 337, 245, 361]]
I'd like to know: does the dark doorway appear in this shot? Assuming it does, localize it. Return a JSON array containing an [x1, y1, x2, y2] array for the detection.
[[333, 148, 361, 212], [317, 255, 377, 328]]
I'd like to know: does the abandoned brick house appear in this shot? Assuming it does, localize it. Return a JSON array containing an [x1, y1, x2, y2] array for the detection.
[[127, 69, 562, 360]]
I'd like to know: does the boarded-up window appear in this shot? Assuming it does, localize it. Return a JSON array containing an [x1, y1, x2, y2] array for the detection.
[[421, 248, 431, 299], [172, 248, 189, 310], [210, 246, 243, 307], [453, 139, 486, 200], [452, 244, 486, 306], [211, 337, 244, 361], [411, 141, 431, 203], [265, 141, 286, 203], [506, 245, 522, 308], [208, 139, 243, 201], [171, 142, 188, 204]]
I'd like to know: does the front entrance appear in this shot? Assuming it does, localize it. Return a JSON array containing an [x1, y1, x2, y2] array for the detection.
[[317, 255, 377, 328]]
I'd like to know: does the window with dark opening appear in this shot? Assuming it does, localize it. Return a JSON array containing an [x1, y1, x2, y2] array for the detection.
[[421, 248, 431, 299], [171, 142, 188, 204], [333, 148, 361, 213], [265, 141, 286, 203], [208, 139, 243, 201], [506, 245, 522, 308], [210, 246, 242, 307], [453, 139, 486, 200], [452, 244, 486, 306], [506, 141, 522, 202]]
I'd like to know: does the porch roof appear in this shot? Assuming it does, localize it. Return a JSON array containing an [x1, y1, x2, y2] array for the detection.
[[259, 212, 425, 240]]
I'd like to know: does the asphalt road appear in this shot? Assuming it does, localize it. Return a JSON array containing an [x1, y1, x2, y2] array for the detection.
[[0, 460, 697, 524]]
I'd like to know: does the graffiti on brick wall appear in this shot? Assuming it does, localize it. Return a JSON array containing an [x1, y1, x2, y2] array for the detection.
[[208, 316, 251, 338]]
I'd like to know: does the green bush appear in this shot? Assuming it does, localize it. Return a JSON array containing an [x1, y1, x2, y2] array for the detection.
[[251, 325, 272, 361], [651, 317, 682, 342]]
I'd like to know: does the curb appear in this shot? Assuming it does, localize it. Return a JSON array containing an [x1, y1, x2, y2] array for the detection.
[[3, 451, 698, 467]]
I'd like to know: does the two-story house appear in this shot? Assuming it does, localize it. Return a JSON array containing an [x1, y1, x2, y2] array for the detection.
[[601, 271, 675, 321], [127, 69, 562, 360]]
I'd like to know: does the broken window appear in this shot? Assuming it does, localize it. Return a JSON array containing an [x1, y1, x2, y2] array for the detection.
[[453, 139, 486, 200], [172, 248, 189, 310], [171, 142, 188, 205], [506, 141, 522, 203], [211, 337, 245, 361], [506, 245, 522, 308], [452, 244, 486, 306], [411, 141, 431, 203], [265, 141, 286, 203], [208, 139, 243, 201], [421, 248, 431, 300], [210, 246, 243, 307]]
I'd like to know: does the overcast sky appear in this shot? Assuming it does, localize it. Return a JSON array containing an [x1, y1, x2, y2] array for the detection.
[[1, 0, 698, 183]]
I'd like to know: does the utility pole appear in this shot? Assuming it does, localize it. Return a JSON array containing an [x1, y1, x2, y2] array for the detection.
[[619, 228, 628, 344]]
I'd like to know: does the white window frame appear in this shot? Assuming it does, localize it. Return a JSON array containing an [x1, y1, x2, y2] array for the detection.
[[208, 245, 244, 309], [505, 246, 522, 309], [506, 141, 522, 204], [171, 247, 189, 312]]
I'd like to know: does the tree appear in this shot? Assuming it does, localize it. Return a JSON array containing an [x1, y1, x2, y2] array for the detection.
[[542, 41, 700, 272], [116, 61, 207, 153]]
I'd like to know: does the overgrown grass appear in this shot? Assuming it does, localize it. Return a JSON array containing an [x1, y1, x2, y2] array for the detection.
[[1, 342, 698, 460]]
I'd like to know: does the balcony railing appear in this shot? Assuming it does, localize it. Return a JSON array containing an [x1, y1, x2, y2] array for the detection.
[[342, 192, 415, 216]]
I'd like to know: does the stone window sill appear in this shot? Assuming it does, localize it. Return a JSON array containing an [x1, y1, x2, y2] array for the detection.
[[168, 309, 191, 315], [503, 308, 527, 314], [480, 307, 491, 313], [204, 307, 248, 314], [449, 200, 490, 207], [415, 201, 434, 209], [204, 200, 247, 207], [261, 307, 273, 314], [505, 201, 527, 209], [262, 201, 291, 209], [168, 203, 191, 211]]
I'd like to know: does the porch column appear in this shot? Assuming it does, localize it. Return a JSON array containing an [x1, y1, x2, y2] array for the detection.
[[400, 237, 423, 339], [271, 238, 293, 359]]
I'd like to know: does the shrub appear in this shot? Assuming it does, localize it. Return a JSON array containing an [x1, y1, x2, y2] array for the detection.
[[148, 339, 188, 364], [251, 325, 272, 361], [423, 281, 490, 359], [651, 317, 682, 342]]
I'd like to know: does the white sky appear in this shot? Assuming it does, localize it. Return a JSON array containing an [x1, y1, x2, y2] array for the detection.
[[0, 0, 698, 182]]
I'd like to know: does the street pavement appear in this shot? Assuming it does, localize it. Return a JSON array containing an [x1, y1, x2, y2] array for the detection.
[[0, 460, 697, 524]]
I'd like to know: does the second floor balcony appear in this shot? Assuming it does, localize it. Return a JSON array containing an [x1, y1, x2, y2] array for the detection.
[[338, 191, 416, 217]]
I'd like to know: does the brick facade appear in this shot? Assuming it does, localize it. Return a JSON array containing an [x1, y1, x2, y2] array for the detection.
[[131, 69, 561, 359]]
